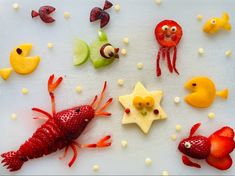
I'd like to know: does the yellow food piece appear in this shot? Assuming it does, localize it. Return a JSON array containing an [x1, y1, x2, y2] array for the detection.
[[144, 96, 155, 109], [184, 76, 228, 108], [133, 96, 144, 109], [0, 68, 13, 80], [203, 13, 232, 34], [10, 43, 40, 75], [119, 82, 167, 134]]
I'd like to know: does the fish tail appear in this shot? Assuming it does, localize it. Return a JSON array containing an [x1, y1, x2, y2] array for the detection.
[[1, 151, 26, 172], [31, 10, 39, 18], [222, 13, 232, 31], [216, 88, 228, 99], [0, 67, 13, 80]]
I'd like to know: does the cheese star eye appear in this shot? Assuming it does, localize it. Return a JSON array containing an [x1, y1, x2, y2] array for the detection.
[[144, 96, 155, 109], [133, 96, 144, 109]]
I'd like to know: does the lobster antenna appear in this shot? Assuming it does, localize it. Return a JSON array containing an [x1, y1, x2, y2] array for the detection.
[[94, 81, 107, 110]]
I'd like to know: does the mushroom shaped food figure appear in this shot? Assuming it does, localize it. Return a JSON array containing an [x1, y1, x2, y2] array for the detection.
[[154, 20, 183, 77], [73, 29, 119, 69]]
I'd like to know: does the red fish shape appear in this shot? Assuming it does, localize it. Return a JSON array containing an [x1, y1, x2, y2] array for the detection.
[[178, 123, 235, 170], [31, 5, 56, 23], [90, 0, 113, 28], [1, 74, 112, 172]]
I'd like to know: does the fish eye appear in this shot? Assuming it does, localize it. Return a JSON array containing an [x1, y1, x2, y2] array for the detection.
[[171, 26, 177, 32], [100, 44, 114, 59], [210, 19, 216, 25], [16, 48, 22, 55], [76, 108, 80, 113], [184, 142, 191, 149], [192, 83, 197, 87], [162, 25, 169, 31]]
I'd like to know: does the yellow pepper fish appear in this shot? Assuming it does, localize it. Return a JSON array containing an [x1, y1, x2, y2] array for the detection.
[[203, 13, 232, 34], [184, 77, 228, 108]]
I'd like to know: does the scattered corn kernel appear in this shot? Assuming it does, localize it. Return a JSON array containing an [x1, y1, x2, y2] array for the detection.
[[121, 48, 127, 56], [174, 96, 180, 104], [12, 3, 19, 10], [162, 170, 169, 176], [47, 43, 54, 49], [155, 0, 162, 5], [145, 158, 152, 166], [123, 37, 129, 44], [64, 11, 70, 19], [171, 134, 177, 141], [75, 86, 82, 93], [198, 48, 204, 55], [137, 63, 143, 70], [114, 4, 120, 12], [225, 50, 232, 57], [121, 140, 128, 148], [117, 79, 124, 86], [92, 164, 99, 172], [208, 112, 215, 119], [21, 88, 29, 95], [197, 14, 203, 21], [11, 113, 17, 120], [175, 125, 182, 132]]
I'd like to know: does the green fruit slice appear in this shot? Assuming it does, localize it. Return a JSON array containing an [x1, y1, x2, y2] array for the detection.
[[73, 39, 89, 66], [90, 40, 114, 68], [98, 29, 108, 41]]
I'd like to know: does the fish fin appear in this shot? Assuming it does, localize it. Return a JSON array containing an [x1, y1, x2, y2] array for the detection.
[[31, 10, 39, 18], [206, 154, 232, 170], [222, 13, 232, 31], [216, 88, 228, 99], [182, 155, 201, 168], [1, 151, 26, 171], [189, 123, 201, 137], [0, 67, 13, 80]]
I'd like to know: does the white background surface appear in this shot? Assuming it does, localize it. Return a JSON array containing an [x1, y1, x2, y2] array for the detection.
[[0, 0, 235, 175]]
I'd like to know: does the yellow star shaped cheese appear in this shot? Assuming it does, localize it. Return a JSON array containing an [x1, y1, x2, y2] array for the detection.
[[119, 82, 167, 134]]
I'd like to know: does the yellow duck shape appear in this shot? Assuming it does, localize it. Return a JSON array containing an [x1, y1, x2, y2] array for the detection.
[[184, 77, 228, 108], [203, 13, 232, 34]]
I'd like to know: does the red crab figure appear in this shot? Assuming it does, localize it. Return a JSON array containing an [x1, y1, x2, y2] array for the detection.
[[154, 20, 183, 77], [178, 123, 235, 170], [1, 74, 113, 172]]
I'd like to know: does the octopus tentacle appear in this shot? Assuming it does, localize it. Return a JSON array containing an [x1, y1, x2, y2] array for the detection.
[[156, 47, 163, 77], [172, 46, 179, 74], [166, 48, 173, 73]]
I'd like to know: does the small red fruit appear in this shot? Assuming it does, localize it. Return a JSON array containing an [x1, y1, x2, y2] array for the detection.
[[103, 0, 113, 10]]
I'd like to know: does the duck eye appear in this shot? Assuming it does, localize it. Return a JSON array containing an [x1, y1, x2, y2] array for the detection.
[[171, 26, 177, 32], [133, 96, 144, 109], [76, 108, 80, 113], [162, 25, 169, 31], [184, 142, 191, 149], [192, 83, 197, 87], [210, 19, 216, 25], [100, 44, 115, 59], [144, 96, 155, 109]]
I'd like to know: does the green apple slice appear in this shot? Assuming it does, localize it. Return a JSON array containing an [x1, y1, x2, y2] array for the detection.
[[73, 39, 89, 66]]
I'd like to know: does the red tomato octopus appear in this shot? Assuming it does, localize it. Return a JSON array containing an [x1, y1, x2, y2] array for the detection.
[[155, 20, 183, 77]]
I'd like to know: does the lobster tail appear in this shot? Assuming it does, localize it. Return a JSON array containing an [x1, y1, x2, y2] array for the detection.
[[1, 151, 26, 171]]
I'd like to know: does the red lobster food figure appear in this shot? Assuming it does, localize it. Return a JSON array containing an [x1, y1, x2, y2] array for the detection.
[[1, 74, 113, 172], [155, 20, 183, 77], [178, 123, 235, 170]]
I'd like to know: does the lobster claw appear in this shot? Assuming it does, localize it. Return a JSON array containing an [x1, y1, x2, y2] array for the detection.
[[48, 74, 63, 93]]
